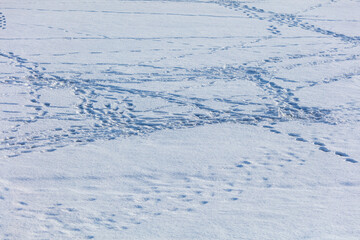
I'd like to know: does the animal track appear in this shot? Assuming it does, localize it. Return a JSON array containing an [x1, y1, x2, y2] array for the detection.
[[267, 125, 357, 163], [1, 46, 356, 163], [267, 25, 281, 35], [216, 0, 360, 44], [0, 5, 359, 237], [0, 12, 6, 30], [319, 146, 331, 153], [1, 49, 338, 158]]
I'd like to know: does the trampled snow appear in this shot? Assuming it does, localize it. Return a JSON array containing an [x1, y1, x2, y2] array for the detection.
[[0, 0, 359, 239]]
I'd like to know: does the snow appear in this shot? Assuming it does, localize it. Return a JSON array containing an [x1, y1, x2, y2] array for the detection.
[[1, 0, 359, 239]]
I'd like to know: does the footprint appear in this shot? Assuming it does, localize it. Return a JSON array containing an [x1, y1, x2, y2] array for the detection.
[[335, 151, 349, 157], [346, 158, 358, 163], [314, 141, 325, 146], [319, 146, 330, 152], [19, 201, 28, 206], [288, 133, 300, 137], [270, 129, 281, 134], [296, 137, 308, 142]]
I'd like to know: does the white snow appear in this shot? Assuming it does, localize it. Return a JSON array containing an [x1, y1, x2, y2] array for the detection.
[[0, 0, 359, 239]]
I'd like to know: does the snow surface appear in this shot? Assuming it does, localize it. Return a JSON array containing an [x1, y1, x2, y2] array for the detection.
[[0, 0, 359, 239]]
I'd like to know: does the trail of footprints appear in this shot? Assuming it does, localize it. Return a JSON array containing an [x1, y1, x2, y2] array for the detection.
[[267, 25, 281, 36], [216, 0, 360, 44], [0, 3, 358, 160], [211, 0, 359, 163], [0, 12, 6, 29], [263, 124, 358, 163], [0, 160, 269, 238], [1, 2, 359, 237], [1, 47, 358, 164]]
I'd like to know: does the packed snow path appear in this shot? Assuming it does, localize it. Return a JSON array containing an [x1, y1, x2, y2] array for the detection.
[[0, 0, 360, 239]]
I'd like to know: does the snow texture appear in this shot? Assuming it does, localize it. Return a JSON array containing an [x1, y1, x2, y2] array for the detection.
[[0, 0, 359, 239]]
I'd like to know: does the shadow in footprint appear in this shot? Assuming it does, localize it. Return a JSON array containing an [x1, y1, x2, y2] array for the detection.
[[335, 151, 349, 157], [346, 158, 358, 163], [319, 146, 330, 152]]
